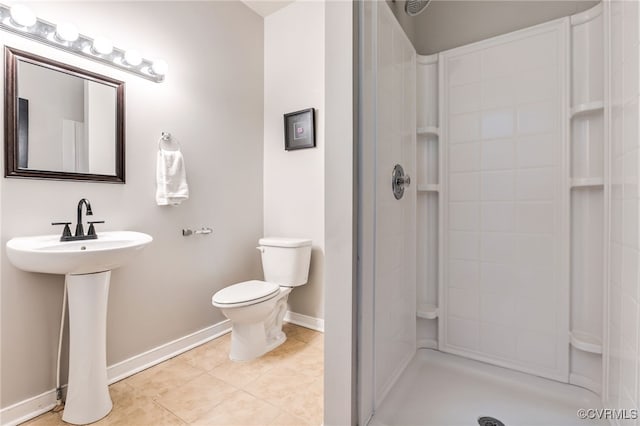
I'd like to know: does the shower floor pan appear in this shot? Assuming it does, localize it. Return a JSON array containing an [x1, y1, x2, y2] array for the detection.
[[369, 349, 605, 426]]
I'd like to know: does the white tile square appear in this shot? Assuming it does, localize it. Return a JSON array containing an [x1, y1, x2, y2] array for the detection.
[[482, 109, 515, 139], [517, 135, 557, 168], [480, 262, 517, 294], [517, 234, 554, 268], [516, 265, 554, 299], [481, 77, 515, 110], [482, 171, 515, 201], [480, 293, 516, 326], [516, 331, 557, 369], [450, 112, 481, 143], [480, 323, 517, 359], [515, 32, 557, 72], [481, 202, 515, 232], [481, 139, 515, 170], [517, 168, 555, 201], [449, 287, 479, 320], [517, 67, 556, 104], [480, 233, 517, 263], [449, 142, 481, 172], [449, 259, 479, 289], [516, 202, 554, 234], [449, 231, 479, 260], [447, 316, 480, 350], [517, 101, 557, 135], [449, 202, 480, 231], [450, 83, 482, 114], [450, 172, 480, 201], [481, 42, 517, 78], [515, 294, 556, 333], [447, 53, 481, 86]]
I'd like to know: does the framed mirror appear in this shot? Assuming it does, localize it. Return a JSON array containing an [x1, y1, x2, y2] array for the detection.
[[4, 47, 125, 183]]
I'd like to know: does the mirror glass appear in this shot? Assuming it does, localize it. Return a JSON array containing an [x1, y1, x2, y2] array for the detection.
[[5, 47, 125, 182]]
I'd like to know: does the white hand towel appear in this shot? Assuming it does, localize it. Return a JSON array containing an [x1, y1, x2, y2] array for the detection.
[[156, 149, 189, 206]]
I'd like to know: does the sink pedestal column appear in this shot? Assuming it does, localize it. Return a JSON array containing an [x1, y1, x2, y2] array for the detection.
[[62, 271, 113, 425]]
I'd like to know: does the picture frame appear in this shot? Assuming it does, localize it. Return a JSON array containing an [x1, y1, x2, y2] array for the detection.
[[284, 108, 315, 151]]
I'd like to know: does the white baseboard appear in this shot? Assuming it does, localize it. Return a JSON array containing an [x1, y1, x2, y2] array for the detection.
[[0, 320, 231, 426], [0, 389, 59, 426], [107, 319, 231, 383], [284, 310, 324, 332]]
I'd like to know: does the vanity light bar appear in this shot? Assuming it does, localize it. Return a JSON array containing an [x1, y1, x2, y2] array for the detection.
[[0, 3, 166, 83]]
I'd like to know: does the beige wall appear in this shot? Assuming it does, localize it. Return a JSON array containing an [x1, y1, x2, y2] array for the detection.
[[389, 0, 598, 54], [263, 1, 325, 320], [0, 1, 264, 408]]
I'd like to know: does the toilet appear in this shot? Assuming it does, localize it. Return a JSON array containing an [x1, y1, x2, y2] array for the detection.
[[211, 237, 312, 361]]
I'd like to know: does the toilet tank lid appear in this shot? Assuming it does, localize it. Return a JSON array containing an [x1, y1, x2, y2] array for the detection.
[[259, 237, 312, 248]]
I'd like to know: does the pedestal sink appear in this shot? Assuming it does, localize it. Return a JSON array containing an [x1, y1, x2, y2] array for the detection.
[[6, 231, 152, 425]]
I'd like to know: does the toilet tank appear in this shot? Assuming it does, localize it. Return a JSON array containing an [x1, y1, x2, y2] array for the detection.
[[258, 237, 312, 287]]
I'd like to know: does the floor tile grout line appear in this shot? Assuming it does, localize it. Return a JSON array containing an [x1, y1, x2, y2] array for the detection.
[[151, 398, 189, 425]]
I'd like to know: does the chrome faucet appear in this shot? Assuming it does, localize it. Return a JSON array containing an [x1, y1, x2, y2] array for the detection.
[[51, 198, 104, 241]]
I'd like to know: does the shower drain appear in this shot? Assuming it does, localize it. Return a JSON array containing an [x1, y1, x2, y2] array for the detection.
[[478, 416, 505, 426]]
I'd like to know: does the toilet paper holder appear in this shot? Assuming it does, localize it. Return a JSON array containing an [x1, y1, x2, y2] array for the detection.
[[182, 227, 213, 237]]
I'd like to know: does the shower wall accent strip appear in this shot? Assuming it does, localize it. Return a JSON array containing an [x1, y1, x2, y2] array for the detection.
[[437, 18, 571, 382], [567, 3, 605, 395], [416, 53, 440, 349]]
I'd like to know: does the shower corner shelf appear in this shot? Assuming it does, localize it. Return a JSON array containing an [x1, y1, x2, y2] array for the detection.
[[417, 303, 438, 319], [570, 177, 604, 188], [570, 331, 602, 354], [570, 101, 604, 118], [417, 126, 439, 137], [418, 184, 440, 193]]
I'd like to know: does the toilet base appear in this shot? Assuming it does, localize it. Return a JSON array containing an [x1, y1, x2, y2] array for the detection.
[[229, 327, 286, 361], [227, 289, 291, 361]]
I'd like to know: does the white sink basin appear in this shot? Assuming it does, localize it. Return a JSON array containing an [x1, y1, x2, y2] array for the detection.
[[6, 231, 153, 275]]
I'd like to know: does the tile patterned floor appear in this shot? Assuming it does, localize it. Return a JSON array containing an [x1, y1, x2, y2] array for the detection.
[[24, 323, 323, 426]]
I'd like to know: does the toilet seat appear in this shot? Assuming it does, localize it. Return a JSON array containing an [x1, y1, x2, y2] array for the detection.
[[212, 280, 280, 308]]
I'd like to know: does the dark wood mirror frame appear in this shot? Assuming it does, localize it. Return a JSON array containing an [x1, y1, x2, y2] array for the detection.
[[4, 47, 125, 183]]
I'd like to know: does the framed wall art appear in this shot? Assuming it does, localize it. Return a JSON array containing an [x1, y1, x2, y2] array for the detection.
[[284, 108, 315, 151]]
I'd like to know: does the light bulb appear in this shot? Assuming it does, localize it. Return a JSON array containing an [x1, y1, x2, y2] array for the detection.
[[9, 4, 36, 28], [150, 59, 168, 76], [92, 37, 113, 55], [55, 22, 79, 42], [124, 50, 142, 66]]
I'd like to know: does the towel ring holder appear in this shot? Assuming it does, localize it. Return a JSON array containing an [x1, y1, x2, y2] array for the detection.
[[158, 132, 181, 151]]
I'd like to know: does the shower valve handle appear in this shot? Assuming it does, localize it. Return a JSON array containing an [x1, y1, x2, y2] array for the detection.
[[392, 164, 411, 200], [395, 175, 411, 187]]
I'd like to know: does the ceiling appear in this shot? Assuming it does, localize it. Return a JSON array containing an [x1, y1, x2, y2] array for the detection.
[[240, 0, 295, 17]]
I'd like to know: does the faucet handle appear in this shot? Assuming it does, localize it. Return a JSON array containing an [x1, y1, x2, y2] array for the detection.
[[52, 222, 72, 240], [87, 221, 105, 237]]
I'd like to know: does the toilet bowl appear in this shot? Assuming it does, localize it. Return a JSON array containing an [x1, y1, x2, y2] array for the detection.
[[212, 237, 311, 361]]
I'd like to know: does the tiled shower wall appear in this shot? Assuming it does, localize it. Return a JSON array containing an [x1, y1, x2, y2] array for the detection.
[[607, 0, 640, 418], [439, 20, 570, 382]]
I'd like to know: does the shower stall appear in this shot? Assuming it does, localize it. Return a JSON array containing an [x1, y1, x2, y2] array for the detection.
[[358, 1, 639, 424]]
